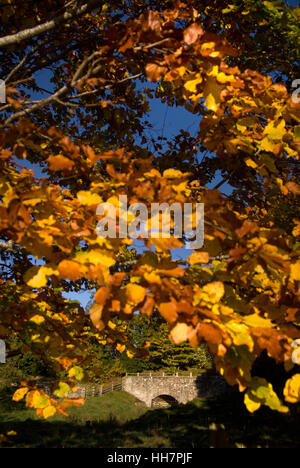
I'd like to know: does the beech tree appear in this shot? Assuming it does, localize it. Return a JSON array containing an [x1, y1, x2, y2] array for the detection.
[[0, 0, 299, 418]]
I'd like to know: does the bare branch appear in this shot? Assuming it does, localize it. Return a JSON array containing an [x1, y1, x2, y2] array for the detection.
[[4, 85, 69, 125], [0, 0, 101, 48]]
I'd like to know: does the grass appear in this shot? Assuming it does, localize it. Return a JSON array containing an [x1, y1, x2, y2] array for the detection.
[[1, 383, 300, 448]]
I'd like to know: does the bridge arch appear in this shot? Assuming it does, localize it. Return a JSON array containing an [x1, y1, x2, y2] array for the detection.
[[151, 394, 178, 408]]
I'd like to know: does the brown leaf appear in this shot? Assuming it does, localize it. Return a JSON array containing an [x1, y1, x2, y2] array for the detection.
[[89, 303, 105, 331], [183, 23, 204, 45], [140, 295, 155, 316], [252, 328, 286, 362], [141, 10, 161, 32], [197, 322, 224, 345], [94, 286, 111, 305], [145, 63, 167, 82], [158, 301, 178, 323], [235, 220, 258, 239], [47, 155, 75, 172], [285, 182, 300, 196]]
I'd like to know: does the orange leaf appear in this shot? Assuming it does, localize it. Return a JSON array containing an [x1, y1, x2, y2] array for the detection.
[[95, 286, 110, 305], [197, 322, 224, 345], [183, 23, 204, 45], [47, 155, 75, 171], [189, 251, 210, 264], [145, 63, 167, 82], [158, 301, 178, 323], [170, 322, 189, 344], [126, 284, 146, 305], [58, 260, 83, 280], [89, 303, 105, 331]]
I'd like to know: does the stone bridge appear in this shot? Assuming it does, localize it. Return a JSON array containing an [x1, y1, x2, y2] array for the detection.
[[122, 373, 228, 407]]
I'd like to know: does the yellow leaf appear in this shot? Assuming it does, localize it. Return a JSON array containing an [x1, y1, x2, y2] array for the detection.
[[12, 387, 29, 402], [283, 374, 300, 403], [68, 366, 84, 381], [226, 321, 254, 351], [242, 313, 273, 328], [163, 169, 185, 179], [202, 281, 224, 304], [259, 137, 275, 152], [27, 390, 50, 409], [43, 405, 56, 419], [54, 382, 70, 397], [246, 377, 289, 413], [184, 73, 203, 94], [216, 72, 235, 84], [144, 271, 161, 284], [116, 343, 126, 353], [263, 119, 286, 140], [244, 158, 257, 169], [244, 391, 261, 413], [30, 314, 45, 325], [24, 265, 58, 288], [203, 76, 223, 112], [77, 191, 102, 206], [75, 249, 115, 267], [189, 251, 210, 264], [290, 261, 300, 282], [126, 283, 146, 304]]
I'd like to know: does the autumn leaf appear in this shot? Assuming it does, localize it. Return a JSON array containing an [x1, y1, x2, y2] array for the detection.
[[68, 366, 84, 381], [47, 155, 75, 171], [184, 74, 203, 94], [203, 76, 223, 111], [283, 374, 300, 403], [158, 301, 178, 323], [74, 249, 115, 267], [95, 286, 111, 304], [245, 377, 289, 413], [43, 405, 56, 419], [24, 265, 58, 288], [145, 63, 167, 82], [183, 23, 204, 44], [26, 390, 50, 409], [77, 191, 102, 206], [126, 284, 146, 305], [170, 322, 189, 344], [89, 303, 105, 331], [58, 260, 83, 280], [201, 282, 225, 304], [12, 387, 29, 402], [189, 251, 210, 264], [53, 382, 70, 398], [163, 169, 186, 179], [290, 261, 300, 282]]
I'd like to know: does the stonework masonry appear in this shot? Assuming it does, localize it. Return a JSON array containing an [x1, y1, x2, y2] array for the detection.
[[122, 374, 228, 407]]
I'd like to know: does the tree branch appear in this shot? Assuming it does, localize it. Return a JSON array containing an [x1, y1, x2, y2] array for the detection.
[[0, 0, 101, 48]]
